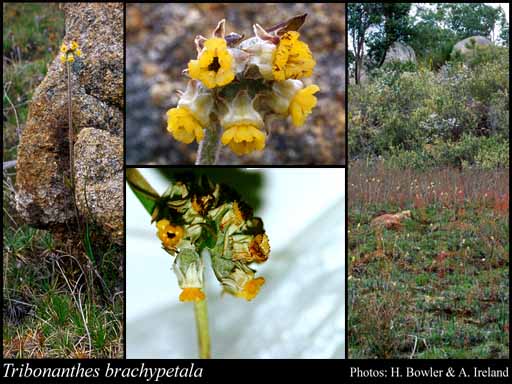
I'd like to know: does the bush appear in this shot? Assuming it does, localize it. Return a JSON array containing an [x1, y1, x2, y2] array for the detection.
[[349, 46, 509, 165], [385, 135, 509, 170]]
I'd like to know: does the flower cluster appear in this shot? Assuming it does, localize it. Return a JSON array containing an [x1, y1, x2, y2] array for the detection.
[[60, 41, 82, 64], [166, 14, 320, 156], [154, 175, 270, 302]]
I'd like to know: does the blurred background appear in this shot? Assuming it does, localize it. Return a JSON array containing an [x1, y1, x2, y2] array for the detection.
[[126, 168, 345, 358], [126, 3, 345, 165]]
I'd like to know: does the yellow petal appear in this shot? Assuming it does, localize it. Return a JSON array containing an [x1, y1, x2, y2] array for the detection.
[[167, 107, 204, 144], [238, 277, 265, 301], [188, 60, 201, 79], [156, 219, 171, 231], [221, 127, 236, 145], [215, 67, 235, 87], [179, 288, 205, 302]]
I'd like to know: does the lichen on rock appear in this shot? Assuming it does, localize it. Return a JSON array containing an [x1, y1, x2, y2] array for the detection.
[[15, 3, 124, 241], [74, 128, 123, 244]]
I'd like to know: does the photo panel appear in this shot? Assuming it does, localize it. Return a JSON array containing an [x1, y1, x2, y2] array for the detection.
[[347, 3, 509, 359], [3, 2, 124, 358], [125, 168, 345, 358], [126, 3, 345, 165]]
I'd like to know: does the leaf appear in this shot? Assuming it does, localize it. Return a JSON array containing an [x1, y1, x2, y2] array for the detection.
[[83, 220, 95, 266], [266, 13, 307, 36], [126, 168, 160, 215]]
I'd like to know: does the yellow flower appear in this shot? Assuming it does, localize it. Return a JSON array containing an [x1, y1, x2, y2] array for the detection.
[[220, 266, 265, 300], [67, 55, 75, 63], [70, 41, 79, 50], [188, 37, 235, 88], [167, 107, 204, 144], [220, 90, 266, 156], [60, 43, 68, 53], [174, 259, 205, 302], [237, 277, 265, 301], [270, 80, 319, 127], [75, 49, 82, 57], [156, 219, 185, 249], [221, 124, 266, 155], [289, 84, 320, 127], [60, 54, 67, 63], [272, 31, 316, 81], [179, 287, 205, 302]]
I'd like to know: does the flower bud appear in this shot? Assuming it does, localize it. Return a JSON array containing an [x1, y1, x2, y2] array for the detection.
[[240, 37, 276, 80]]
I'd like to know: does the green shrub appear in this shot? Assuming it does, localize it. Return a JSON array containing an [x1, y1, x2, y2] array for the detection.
[[385, 135, 509, 170], [349, 46, 509, 165]]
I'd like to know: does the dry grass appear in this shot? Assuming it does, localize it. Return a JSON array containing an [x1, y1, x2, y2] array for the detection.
[[349, 160, 509, 358]]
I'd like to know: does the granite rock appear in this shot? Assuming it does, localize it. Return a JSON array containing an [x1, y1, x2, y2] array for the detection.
[[74, 128, 123, 244], [383, 41, 417, 65], [452, 36, 492, 57]]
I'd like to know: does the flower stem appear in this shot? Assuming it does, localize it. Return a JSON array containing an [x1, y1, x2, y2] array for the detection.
[[196, 121, 221, 165], [193, 297, 211, 359], [66, 61, 82, 234]]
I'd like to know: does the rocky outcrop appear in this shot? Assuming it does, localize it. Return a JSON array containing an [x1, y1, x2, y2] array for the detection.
[[383, 41, 416, 65], [370, 210, 411, 231], [452, 36, 492, 57], [74, 129, 123, 244], [15, 3, 123, 240]]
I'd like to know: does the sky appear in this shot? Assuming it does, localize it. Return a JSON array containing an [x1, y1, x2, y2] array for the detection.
[[493, 3, 509, 21]]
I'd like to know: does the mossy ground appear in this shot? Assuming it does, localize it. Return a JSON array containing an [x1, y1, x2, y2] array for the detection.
[[3, 3, 123, 358], [348, 162, 509, 359]]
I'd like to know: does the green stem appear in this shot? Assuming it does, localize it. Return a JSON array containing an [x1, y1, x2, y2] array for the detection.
[[193, 298, 211, 359], [127, 168, 212, 358], [196, 121, 221, 165]]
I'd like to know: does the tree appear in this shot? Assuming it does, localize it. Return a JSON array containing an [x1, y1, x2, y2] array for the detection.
[[439, 3, 502, 40], [348, 3, 383, 84], [409, 5, 459, 68], [498, 13, 509, 47], [366, 3, 412, 68]]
